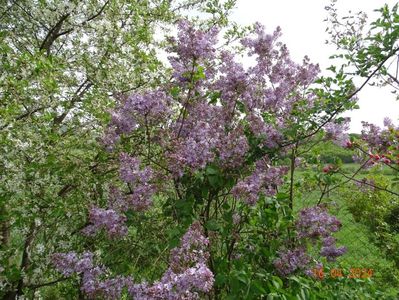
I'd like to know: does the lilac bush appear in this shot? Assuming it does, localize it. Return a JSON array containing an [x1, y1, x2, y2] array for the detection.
[[51, 19, 352, 298]]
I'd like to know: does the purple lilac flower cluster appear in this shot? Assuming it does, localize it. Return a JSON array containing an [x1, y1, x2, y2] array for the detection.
[[361, 120, 398, 152], [119, 153, 155, 211], [273, 247, 310, 276], [246, 113, 284, 149], [216, 128, 249, 168], [360, 120, 399, 166], [168, 114, 221, 177], [319, 236, 347, 261], [103, 90, 171, 150], [82, 154, 155, 238], [274, 206, 346, 276], [52, 252, 131, 299], [168, 20, 218, 85], [232, 159, 289, 205], [361, 122, 384, 150], [296, 206, 347, 262], [241, 23, 319, 114], [168, 222, 210, 272], [130, 263, 213, 300], [54, 223, 213, 299], [296, 206, 341, 239], [324, 118, 350, 147], [81, 207, 128, 238]]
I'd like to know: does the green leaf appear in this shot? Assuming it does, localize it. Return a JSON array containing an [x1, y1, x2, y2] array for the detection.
[[170, 86, 180, 97], [205, 219, 220, 231], [206, 165, 219, 175]]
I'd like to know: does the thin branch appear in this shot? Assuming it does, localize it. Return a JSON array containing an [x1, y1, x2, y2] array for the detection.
[[0, 106, 47, 131], [27, 277, 70, 289], [318, 158, 370, 204], [84, 0, 109, 24], [57, 184, 77, 198], [387, 72, 399, 86], [337, 170, 399, 197], [52, 79, 92, 126], [355, 145, 399, 172]]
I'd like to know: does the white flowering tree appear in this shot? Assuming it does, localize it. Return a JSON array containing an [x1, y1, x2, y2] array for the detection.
[[0, 0, 238, 298]]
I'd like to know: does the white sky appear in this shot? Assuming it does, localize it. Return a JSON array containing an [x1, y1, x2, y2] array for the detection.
[[231, 0, 399, 132]]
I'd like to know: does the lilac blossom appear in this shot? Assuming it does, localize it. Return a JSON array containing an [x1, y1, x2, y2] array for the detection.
[[169, 222, 210, 272], [131, 263, 214, 300], [274, 206, 346, 276], [81, 154, 155, 238], [171, 20, 218, 61], [320, 245, 347, 262], [296, 206, 341, 239], [82, 207, 128, 238], [126, 185, 154, 211], [167, 20, 218, 85], [241, 23, 319, 116], [167, 103, 223, 176], [246, 113, 283, 148], [52, 252, 79, 277], [119, 153, 153, 184], [273, 247, 310, 276], [361, 121, 384, 150], [124, 90, 171, 120], [217, 128, 249, 168], [324, 118, 350, 147], [103, 91, 171, 150], [296, 206, 346, 263], [215, 51, 252, 111], [119, 153, 155, 210], [102, 127, 121, 151], [383, 117, 394, 128], [53, 251, 132, 299], [86, 18, 344, 291], [107, 185, 129, 212], [361, 120, 398, 153], [232, 159, 288, 205]]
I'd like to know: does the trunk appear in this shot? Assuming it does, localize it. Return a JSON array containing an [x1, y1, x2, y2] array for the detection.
[[12, 223, 36, 298]]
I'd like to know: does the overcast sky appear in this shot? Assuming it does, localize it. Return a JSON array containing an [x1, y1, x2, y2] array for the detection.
[[231, 0, 399, 132]]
